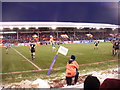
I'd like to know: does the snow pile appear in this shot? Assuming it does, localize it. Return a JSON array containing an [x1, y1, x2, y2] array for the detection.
[[83, 68, 118, 83], [1, 80, 32, 88], [1, 68, 119, 89], [63, 83, 84, 88], [2, 78, 50, 88], [31, 78, 50, 88], [62, 68, 119, 88]]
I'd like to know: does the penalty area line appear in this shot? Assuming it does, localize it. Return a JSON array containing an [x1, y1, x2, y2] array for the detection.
[[11, 47, 41, 70]]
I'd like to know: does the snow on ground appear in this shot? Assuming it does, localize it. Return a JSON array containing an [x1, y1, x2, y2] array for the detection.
[[62, 68, 119, 88], [0, 68, 119, 89]]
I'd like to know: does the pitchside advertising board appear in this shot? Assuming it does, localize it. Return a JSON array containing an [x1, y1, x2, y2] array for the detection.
[[73, 40, 108, 44], [2, 40, 109, 47], [3, 43, 30, 47]]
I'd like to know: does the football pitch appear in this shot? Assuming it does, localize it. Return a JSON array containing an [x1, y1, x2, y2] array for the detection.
[[1, 42, 118, 83]]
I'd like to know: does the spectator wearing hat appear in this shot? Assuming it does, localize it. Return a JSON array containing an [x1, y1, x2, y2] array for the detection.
[[66, 55, 79, 86]]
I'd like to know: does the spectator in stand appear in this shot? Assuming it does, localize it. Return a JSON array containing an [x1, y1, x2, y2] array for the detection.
[[3, 31, 110, 43], [66, 55, 79, 86], [100, 78, 120, 90], [84, 75, 100, 90]]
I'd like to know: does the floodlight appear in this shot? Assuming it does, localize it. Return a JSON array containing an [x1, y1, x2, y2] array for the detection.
[[0, 27, 3, 30], [25, 26, 29, 29], [76, 26, 80, 29], [9, 26, 13, 30], [3, 32, 16, 34], [51, 26, 57, 30]]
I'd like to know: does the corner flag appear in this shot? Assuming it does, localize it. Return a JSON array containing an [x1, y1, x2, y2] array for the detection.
[[47, 46, 68, 75], [58, 46, 68, 56]]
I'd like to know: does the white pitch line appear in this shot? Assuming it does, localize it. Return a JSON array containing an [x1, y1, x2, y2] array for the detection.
[[12, 47, 41, 70]]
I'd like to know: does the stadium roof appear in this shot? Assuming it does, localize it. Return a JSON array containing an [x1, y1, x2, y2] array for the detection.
[[0, 22, 119, 30], [2, 2, 119, 25]]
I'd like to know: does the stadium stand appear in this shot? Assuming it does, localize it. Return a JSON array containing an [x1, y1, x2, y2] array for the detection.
[[2, 28, 116, 44]]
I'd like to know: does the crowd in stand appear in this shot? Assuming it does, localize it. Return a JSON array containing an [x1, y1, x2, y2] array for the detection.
[[2, 32, 112, 44]]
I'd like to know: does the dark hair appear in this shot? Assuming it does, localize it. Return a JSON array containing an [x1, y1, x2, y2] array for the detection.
[[84, 75, 100, 90], [68, 59, 74, 64], [71, 55, 76, 60]]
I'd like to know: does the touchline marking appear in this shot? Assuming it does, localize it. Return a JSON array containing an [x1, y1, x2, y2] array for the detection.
[[12, 47, 41, 70], [1, 59, 118, 75]]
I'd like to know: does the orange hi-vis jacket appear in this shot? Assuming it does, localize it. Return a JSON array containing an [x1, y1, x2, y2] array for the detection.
[[66, 61, 79, 77]]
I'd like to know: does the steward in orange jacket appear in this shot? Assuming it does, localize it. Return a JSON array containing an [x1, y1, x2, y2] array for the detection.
[[66, 55, 79, 86], [66, 60, 79, 77]]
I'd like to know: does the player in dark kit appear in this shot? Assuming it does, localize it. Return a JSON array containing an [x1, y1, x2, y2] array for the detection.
[[94, 40, 99, 49], [29, 41, 36, 60], [6, 43, 11, 54], [112, 39, 120, 56]]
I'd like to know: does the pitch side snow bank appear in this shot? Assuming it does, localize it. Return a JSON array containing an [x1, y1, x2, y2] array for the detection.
[[1, 78, 50, 88], [62, 68, 119, 88], [1, 68, 119, 88], [32, 78, 50, 88]]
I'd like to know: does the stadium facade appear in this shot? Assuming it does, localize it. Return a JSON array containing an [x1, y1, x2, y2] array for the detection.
[[0, 22, 119, 47]]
